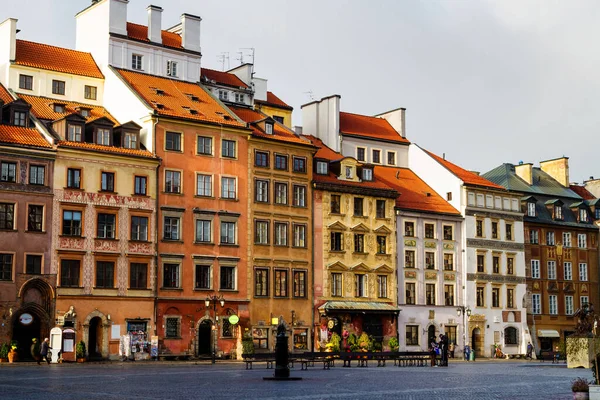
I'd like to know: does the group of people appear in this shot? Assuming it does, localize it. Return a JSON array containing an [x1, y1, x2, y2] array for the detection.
[[30, 338, 51, 365], [429, 333, 451, 367]]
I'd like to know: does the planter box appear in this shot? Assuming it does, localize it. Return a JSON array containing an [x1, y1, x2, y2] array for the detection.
[[590, 385, 600, 400], [567, 338, 595, 369]]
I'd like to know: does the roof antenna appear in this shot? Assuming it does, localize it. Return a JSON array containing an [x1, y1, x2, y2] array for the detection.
[[235, 51, 243, 65], [303, 91, 315, 101], [217, 52, 230, 71], [240, 47, 255, 65]]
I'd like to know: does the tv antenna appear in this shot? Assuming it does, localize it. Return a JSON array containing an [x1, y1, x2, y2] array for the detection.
[[217, 52, 230, 71], [240, 47, 255, 65], [303, 90, 315, 101]]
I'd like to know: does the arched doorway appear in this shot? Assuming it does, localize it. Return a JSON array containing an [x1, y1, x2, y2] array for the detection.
[[428, 325, 436, 346], [88, 317, 103, 360], [12, 310, 42, 360], [197, 320, 212, 356], [472, 328, 483, 355]]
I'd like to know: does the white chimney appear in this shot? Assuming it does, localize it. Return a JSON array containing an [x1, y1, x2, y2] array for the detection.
[[147, 5, 163, 44], [0, 18, 17, 63], [180, 13, 201, 53], [301, 95, 341, 152], [375, 107, 406, 138]]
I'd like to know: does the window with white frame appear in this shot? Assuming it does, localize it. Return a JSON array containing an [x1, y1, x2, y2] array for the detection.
[[563, 232, 572, 247], [549, 295, 557, 315], [255, 180, 269, 203], [220, 221, 236, 244], [355, 274, 367, 297], [554, 205, 563, 220], [163, 216, 180, 240], [132, 54, 143, 70], [293, 224, 306, 247], [165, 170, 181, 193], [274, 222, 288, 246], [476, 194, 484, 207], [293, 185, 306, 207], [485, 195, 493, 208], [547, 261, 556, 280], [529, 229, 539, 244], [468, 192, 475, 206], [221, 177, 236, 199], [531, 260, 540, 279], [578, 234, 587, 248], [580, 208, 589, 222], [254, 220, 269, 244], [196, 174, 212, 197], [234, 93, 245, 103], [195, 220, 211, 243], [546, 231, 555, 245], [316, 161, 328, 175], [579, 263, 588, 281], [166, 60, 178, 77], [564, 262, 572, 280], [565, 295, 574, 315], [362, 168, 373, 181], [527, 202, 536, 217], [532, 293, 541, 314], [218, 90, 229, 101], [581, 296, 590, 308]]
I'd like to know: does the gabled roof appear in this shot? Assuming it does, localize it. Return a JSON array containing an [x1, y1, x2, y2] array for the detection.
[[339, 111, 409, 144], [113, 68, 246, 129], [0, 125, 51, 149], [125, 22, 184, 50], [0, 83, 14, 104], [255, 91, 293, 111], [425, 149, 504, 190], [570, 184, 596, 200], [19, 94, 118, 125], [375, 166, 461, 216], [15, 40, 103, 79], [201, 68, 248, 89]]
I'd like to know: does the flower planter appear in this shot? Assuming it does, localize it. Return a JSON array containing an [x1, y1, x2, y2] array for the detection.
[[0, 358, 7, 363], [76, 358, 86, 363], [7, 350, 17, 363]]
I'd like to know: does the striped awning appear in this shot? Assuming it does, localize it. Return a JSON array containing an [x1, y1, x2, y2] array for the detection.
[[538, 329, 560, 338]]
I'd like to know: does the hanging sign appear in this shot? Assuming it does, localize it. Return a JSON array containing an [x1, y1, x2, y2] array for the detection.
[[229, 315, 239, 325]]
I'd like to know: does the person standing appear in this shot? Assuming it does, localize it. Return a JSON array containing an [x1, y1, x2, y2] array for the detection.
[[464, 344, 471, 361], [30, 338, 41, 365], [439, 334, 449, 367], [526, 342, 533, 360], [449, 341, 455, 359], [40, 338, 51, 365]]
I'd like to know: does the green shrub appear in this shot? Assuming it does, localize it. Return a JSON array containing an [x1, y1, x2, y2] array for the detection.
[[388, 337, 399, 351], [0, 343, 9, 358], [76, 341, 86, 358], [330, 333, 341, 353]]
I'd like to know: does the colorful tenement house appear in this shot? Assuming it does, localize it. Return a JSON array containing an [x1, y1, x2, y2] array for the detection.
[[306, 135, 399, 350], [483, 158, 599, 355], [375, 166, 464, 352], [410, 145, 529, 357], [229, 105, 316, 353]]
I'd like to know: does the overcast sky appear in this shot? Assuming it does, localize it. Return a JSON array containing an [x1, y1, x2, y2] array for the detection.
[[5, 0, 600, 183]]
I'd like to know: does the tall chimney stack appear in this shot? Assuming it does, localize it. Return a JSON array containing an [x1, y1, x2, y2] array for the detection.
[[180, 13, 201, 53], [539, 157, 569, 187], [147, 5, 163, 44]]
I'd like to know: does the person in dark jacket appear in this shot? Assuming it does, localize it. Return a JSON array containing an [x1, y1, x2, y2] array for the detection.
[[40, 338, 51, 365], [439, 334, 449, 366], [30, 338, 41, 365]]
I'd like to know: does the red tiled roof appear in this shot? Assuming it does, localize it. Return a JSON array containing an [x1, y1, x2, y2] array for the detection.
[[126, 22, 184, 50], [425, 149, 505, 190], [201, 68, 248, 88], [58, 140, 155, 159], [0, 125, 51, 148], [114, 69, 246, 128], [19, 94, 118, 125], [339, 112, 409, 144], [255, 91, 293, 110], [376, 166, 460, 215], [15, 40, 103, 79], [0, 83, 14, 104], [229, 106, 309, 145], [570, 184, 596, 200]]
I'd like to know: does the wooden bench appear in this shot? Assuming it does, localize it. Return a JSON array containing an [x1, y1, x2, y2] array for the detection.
[[157, 352, 192, 361], [396, 351, 432, 367], [242, 353, 276, 370], [538, 351, 562, 363], [299, 352, 335, 370]]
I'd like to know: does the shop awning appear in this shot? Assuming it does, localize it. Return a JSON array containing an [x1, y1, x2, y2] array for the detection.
[[318, 301, 400, 315], [538, 329, 560, 338]]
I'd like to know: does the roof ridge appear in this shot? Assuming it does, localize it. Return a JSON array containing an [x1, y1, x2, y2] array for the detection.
[[16, 39, 95, 56], [19, 93, 104, 109]]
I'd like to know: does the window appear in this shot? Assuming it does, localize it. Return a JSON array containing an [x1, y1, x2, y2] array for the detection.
[[133, 176, 147, 196], [132, 54, 143, 70], [425, 223, 434, 239], [316, 161, 328, 175], [195, 265, 211, 290], [293, 270, 307, 298], [255, 220, 269, 244], [218, 90, 228, 101], [529, 229, 539, 244], [235, 93, 245, 103], [527, 202, 536, 217], [275, 155, 287, 170], [425, 251, 435, 270], [220, 266, 236, 290], [578, 234, 587, 249], [253, 328, 269, 349], [504, 327, 518, 345], [274, 222, 287, 246], [563, 232, 572, 247], [579, 263, 588, 281], [331, 273, 342, 297], [13, 111, 27, 127], [84, 85, 97, 100], [54, 103, 66, 113], [507, 288, 514, 308], [405, 283, 416, 305], [492, 256, 500, 274], [254, 268, 269, 297], [476, 286, 485, 307], [67, 124, 82, 142], [23, 254, 42, 275], [443, 253, 454, 271], [405, 250, 415, 268], [387, 152, 396, 165], [130, 263, 147, 289], [293, 157, 306, 173], [265, 122, 273, 134], [131, 216, 148, 241], [507, 257, 514, 275], [477, 254, 485, 273], [166, 60, 178, 77], [581, 296, 590, 309], [486, 195, 493, 208], [19, 74, 33, 90], [444, 284, 454, 306], [163, 263, 180, 288], [580, 208, 589, 222], [221, 177, 236, 199], [255, 180, 269, 203], [375, 200, 386, 218], [356, 147, 365, 161], [443, 225, 453, 240], [165, 170, 182, 193], [354, 234, 365, 253], [549, 295, 558, 315], [0, 254, 12, 281], [0, 162, 16, 182], [164, 317, 180, 338], [531, 260, 540, 279], [27, 205, 43, 232], [275, 183, 287, 205], [492, 287, 500, 307], [376, 236, 387, 254], [355, 274, 367, 297], [293, 224, 306, 247], [165, 132, 182, 151], [330, 194, 341, 214], [62, 210, 82, 236], [101, 172, 115, 192], [274, 269, 288, 297], [372, 149, 381, 163], [96, 261, 114, 288], [406, 325, 419, 346], [96, 128, 111, 146], [447, 192, 453, 201], [426, 284, 435, 305], [195, 220, 211, 243], [273, 116, 284, 124], [565, 296, 574, 315], [293, 185, 306, 207], [362, 168, 373, 181], [163, 216, 180, 240], [546, 231, 555, 245], [67, 168, 81, 189], [564, 262, 572, 280], [220, 221, 236, 244], [97, 213, 116, 239], [50, 79, 66, 95], [375, 275, 388, 298], [554, 205, 563, 220], [506, 223, 513, 240], [547, 261, 556, 280], [345, 166, 353, 179], [79, 108, 91, 118], [60, 259, 80, 287], [491, 221, 498, 239], [476, 219, 484, 237], [476, 194, 485, 207], [331, 232, 343, 251], [255, 151, 269, 167], [197, 136, 213, 155], [354, 198, 364, 216]]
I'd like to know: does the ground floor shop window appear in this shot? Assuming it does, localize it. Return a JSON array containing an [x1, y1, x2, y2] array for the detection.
[[253, 327, 269, 349], [446, 326, 457, 345], [293, 329, 308, 350], [504, 327, 518, 345], [222, 318, 234, 338], [165, 317, 180, 338], [406, 325, 419, 346]]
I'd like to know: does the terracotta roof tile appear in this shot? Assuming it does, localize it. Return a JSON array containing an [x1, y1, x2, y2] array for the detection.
[[570, 184, 596, 200], [376, 166, 460, 215], [58, 140, 155, 159], [15, 40, 103, 79], [0, 125, 51, 148], [126, 22, 184, 50], [19, 94, 118, 125], [229, 106, 309, 145], [115, 68, 246, 129], [339, 112, 409, 144], [201, 68, 249, 88], [0, 83, 14, 104], [424, 149, 505, 190], [255, 91, 293, 110]]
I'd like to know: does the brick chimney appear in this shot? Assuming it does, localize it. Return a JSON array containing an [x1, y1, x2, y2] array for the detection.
[[147, 5, 163, 44], [540, 157, 569, 187]]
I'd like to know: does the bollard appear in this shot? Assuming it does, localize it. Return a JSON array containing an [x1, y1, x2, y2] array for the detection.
[[470, 349, 475, 361], [264, 318, 302, 381]]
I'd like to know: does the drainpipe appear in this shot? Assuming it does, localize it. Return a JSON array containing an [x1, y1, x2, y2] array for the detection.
[[152, 115, 160, 339], [311, 182, 316, 351]]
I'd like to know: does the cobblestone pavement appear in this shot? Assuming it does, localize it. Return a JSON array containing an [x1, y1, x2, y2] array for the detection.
[[0, 360, 582, 399]]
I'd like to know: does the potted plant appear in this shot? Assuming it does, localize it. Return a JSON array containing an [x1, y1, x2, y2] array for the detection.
[[0, 343, 9, 362], [8, 341, 18, 363], [573, 377, 591, 399], [330, 333, 341, 353], [76, 340, 86, 363], [388, 337, 399, 352]]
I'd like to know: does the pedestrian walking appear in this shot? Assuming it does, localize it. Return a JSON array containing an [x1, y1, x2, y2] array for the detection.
[[464, 344, 471, 361], [439, 334, 449, 367], [429, 341, 437, 367], [449, 341, 455, 359], [30, 338, 41, 365], [40, 338, 51, 365], [526, 342, 533, 360]]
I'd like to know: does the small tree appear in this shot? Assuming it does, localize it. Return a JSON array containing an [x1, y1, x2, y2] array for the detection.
[[76, 341, 86, 359]]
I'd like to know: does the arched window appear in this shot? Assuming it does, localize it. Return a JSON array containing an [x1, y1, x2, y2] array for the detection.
[[504, 327, 518, 345]]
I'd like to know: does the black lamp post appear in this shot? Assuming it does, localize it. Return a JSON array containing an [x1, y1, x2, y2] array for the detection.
[[205, 295, 225, 364], [456, 306, 471, 360]]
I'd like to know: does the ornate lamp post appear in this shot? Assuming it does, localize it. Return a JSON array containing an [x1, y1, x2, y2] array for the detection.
[[205, 295, 225, 364], [457, 306, 471, 360]]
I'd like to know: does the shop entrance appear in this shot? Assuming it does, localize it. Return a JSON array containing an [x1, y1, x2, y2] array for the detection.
[[197, 320, 212, 356], [539, 337, 553, 352], [472, 328, 484, 355], [363, 315, 383, 344], [12, 310, 42, 360], [428, 325, 436, 346], [88, 317, 103, 360]]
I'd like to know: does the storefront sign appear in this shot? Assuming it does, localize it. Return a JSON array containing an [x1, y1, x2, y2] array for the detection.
[[229, 315, 239, 325]]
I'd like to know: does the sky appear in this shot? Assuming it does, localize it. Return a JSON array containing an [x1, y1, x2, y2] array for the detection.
[[4, 0, 600, 183]]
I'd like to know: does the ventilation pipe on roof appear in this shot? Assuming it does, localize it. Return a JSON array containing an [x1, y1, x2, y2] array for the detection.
[[147, 5, 163, 44]]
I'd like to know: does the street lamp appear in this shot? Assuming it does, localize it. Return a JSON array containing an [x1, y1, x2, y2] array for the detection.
[[205, 295, 225, 364], [457, 306, 471, 360]]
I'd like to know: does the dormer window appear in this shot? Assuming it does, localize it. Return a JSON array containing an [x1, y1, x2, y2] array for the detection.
[[152, 88, 164, 96], [79, 108, 91, 118], [186, 94, 200, 102], [96, 128, 111, 146], [345, 166, 353, 179], [67, 124, 82, 142], [595, 208, 600, 220], [53, 103, 66, 113], [527, 202, 536, 217], [123, 131, 138, 149], [166, 61, 178, 77], [265, 122, 273, 135], [234, 93, 245, 103], [13, 110, 27, 127], [554, 205, 563, 220], [316, 161, 328, 175], [362, 168, 373, 181], [580, 208, 589, 223], [218, 90, 228, 101]]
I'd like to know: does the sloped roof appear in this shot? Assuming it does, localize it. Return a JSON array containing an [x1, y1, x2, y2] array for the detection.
[[425, 149, 504, 190], [255, 91, 293, 110], [0, 83, 14, 104], [201, 68, 248, 89], [339, 112, 409, 144], [126, 22, 184, 50], [114, 68, 246, 129], [57, 140, 154, 159], [570, 184, 596, 200], [229, 105, 309, 145], [376, 166, 461, 216], [15, 40, 103, 79], [0, 125, 51, 149], [19, 94, 118, 125]]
